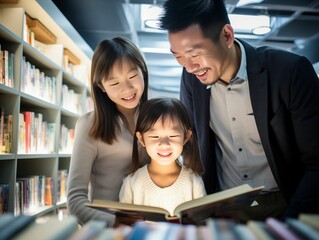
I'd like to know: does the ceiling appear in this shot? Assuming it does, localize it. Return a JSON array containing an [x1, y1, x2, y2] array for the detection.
[[51, 0, 319, 98]]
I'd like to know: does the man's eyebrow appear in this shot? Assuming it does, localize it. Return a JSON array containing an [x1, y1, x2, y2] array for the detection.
[[170, 48, 194, 55], [170, 43, 204, 55]]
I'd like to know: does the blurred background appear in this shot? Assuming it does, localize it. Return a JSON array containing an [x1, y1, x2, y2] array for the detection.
[[51, 0, 319, 98]]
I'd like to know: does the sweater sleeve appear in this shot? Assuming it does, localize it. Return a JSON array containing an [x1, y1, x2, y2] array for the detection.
[[192, 174, 207, 199], [119, 175, 134, 203], [67, 114, 115, 226]]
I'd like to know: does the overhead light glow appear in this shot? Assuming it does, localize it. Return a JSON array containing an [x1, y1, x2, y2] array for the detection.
[[252, 26, 271, 35], [141, 4, 272, 36], [229, 14, 271, 35]]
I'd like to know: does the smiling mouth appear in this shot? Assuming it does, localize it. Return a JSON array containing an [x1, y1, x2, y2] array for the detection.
[[196, 69, 208, 76], [122, 94, 136, 101], [194, 69, 209, 82], [158, 152, 172, 157]]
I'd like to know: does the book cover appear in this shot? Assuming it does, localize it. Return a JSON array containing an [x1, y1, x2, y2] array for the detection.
[[87, 184, 264, 224], [21, 111, 33, 153], [286, 218, 319, 240], [206, 218, 238, 240], [0, 107, 4, 152], [247, 220, 277, 240], [68, 220, 105, 240], [0, 214, 36, 240], [3, 114, 13, 153], [0, 49, 3, 84], [265, 217, 300, 240], [2, 50, 8, 86], [0, 184, 9, 214], [8, 52, 14, 88], [0, 213, 14, 231], [45, 177, 53, 206], [95, 225, 132, 240], [12, 216, 78, 240], [234, 224, 257, 240], [299, 214, 319, 231], [127, 221, 182, 240]]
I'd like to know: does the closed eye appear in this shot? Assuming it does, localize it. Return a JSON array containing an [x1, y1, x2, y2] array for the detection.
[[129, 74, 138, 79], [170, 135, 180, 138], [109, 82, 119, 86], [149, 136, 159, 139]]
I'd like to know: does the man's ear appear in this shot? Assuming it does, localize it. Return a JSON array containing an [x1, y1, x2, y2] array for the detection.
[[222, 24, 235, 49], [183, 130, 192, 145], [136, 132, 145, 147]]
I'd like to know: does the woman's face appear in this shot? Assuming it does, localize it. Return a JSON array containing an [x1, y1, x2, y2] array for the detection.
[[100, 58, 145, 112]]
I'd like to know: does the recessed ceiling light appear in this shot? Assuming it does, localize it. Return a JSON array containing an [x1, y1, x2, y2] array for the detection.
[[252, 26, 271, 35]]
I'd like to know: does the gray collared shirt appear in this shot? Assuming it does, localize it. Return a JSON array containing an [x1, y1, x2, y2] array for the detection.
[[209, 40, 278, 192]]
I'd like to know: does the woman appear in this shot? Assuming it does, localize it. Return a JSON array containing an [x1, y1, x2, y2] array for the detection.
[[67, 37, 149, 226]]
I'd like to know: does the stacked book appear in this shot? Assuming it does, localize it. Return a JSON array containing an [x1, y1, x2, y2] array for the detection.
[[0, 213, 318, 240]]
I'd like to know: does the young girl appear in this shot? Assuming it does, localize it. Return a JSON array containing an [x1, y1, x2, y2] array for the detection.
[[119, 98, 206, 217], [67, 37, 148, 226]]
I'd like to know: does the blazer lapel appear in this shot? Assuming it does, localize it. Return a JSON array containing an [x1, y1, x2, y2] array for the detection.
[[243, 40, 279, 181]]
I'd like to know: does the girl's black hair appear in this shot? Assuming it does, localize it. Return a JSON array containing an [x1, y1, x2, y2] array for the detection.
[[90, 37, 148, 144], [129, 98, 204, 175]]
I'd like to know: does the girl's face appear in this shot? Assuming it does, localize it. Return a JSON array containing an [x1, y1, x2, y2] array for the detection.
[[99, 58, 145, 113], [136, 116, 191, 166]]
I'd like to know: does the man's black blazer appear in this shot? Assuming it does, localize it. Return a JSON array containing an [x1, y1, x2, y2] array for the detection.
[[180, 39, 319, 218]]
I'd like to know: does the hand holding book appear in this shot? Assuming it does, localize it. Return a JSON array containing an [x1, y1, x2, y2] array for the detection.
[[87, 184, 264, 225]]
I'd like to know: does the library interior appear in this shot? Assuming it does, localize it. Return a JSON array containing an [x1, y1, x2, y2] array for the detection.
[[1, 0, 319, 239]]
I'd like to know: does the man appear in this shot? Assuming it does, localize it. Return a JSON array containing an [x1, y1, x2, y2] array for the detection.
[[160, 0, 319, 221]]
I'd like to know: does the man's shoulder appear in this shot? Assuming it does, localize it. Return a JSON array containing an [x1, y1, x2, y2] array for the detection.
[[239, 38, 300, 60]]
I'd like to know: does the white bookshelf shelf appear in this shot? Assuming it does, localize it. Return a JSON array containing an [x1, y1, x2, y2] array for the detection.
[[0, 0, 92, 216]]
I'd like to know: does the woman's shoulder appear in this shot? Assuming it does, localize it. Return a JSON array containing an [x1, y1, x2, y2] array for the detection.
[[76, 111, 94, 127]]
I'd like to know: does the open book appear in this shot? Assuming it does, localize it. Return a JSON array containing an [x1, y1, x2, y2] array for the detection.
[[87, 184, 264, 224]]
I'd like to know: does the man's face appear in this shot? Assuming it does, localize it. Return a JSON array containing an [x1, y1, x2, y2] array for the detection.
[[168, 24, 232, 85]]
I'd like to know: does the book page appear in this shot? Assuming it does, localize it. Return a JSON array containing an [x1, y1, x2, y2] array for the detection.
[[89, 199, 172, 222], [174, 184, 264, 222]]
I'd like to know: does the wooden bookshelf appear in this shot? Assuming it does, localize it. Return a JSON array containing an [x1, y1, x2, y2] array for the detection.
[[0, 0, 92, 216]]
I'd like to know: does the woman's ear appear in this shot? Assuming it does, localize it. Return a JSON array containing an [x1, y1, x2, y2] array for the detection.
[[136, 132, 145, 147], [97, 82, 105, 92], [183, 130, 192, 145]]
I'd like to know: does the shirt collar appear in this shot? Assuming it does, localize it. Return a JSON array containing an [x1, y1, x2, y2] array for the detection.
[[234, 39, 248, 81], [206, 39, 247, 89]]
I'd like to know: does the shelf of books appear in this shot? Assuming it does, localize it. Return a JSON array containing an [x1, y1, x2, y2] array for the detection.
[[0, 213, 319, 240], [0, 0, 93, 217]]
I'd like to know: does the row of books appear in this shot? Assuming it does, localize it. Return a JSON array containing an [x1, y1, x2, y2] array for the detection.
[[61, 84, 84, 115], [0, 213, 318, 240], [0, 107, 13, 153], [23, 13, 88, 84], [1, 108, 78, 154], [0, 45, 14, 88], [16, 175, 50, 215], [59, 124, 75, 154], [21, 56, 57, 104], [57, 169, 68, 204], [18, 111, 55, 154], [15, 170, 68, 215]]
